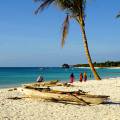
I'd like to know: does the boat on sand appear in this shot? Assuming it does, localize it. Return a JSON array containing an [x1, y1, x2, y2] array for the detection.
[[19, 81, 110, 105]]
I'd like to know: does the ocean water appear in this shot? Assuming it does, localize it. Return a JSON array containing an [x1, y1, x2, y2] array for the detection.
[[0, 67, 120, 88]]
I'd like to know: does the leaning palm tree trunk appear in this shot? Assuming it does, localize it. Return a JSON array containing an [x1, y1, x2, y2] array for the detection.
[[78, 18, 101, 80]]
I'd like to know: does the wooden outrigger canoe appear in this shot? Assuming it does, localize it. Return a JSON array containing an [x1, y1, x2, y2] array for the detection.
[[19, 87, 109, 105], [23, 80, 73, 88]]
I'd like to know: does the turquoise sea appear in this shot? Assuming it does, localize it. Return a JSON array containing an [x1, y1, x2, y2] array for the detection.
[[0, 67, 120, 88]]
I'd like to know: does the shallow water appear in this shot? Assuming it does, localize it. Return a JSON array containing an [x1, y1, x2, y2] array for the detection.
[[0, 67, 120, 88]]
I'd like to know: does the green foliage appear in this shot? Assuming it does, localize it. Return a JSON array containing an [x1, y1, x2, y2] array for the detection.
[[34, 0, 86, 18], [62, 64, 70, 68], [73, 61, 120, 67]]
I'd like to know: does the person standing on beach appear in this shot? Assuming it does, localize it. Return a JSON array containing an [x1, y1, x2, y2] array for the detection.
[[79, 73, 83, 82], [70, 73, 75, 83], [83, 72, 87, 82]]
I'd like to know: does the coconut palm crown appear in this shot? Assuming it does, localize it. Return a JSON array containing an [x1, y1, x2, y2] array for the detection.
[[33, 0, 101, 80]]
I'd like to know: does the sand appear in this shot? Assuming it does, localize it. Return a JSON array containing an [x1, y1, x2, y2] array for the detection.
[[0, 78, 120, 120]]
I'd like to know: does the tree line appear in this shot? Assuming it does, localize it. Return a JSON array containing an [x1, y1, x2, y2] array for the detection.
[[73, 61, 120, 67]]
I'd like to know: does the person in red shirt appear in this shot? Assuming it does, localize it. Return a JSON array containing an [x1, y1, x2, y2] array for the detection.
[[79, 73, 83, 82], [70, 73, 74, 83]]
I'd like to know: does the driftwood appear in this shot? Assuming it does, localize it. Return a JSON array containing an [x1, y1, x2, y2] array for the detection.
[[7, 97, 22, 100], [7, 96, 30, 100], [23, 80, 73, 88], [19, 87, 109, 105], [23, 80, 58, 87], [8, 88, 17, 91]]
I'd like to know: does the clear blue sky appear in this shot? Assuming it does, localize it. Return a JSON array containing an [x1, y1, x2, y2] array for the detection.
[[0, 0, 120, 67]]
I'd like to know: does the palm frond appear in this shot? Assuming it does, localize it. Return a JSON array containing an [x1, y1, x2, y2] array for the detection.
[[61, 14, 70, 47], [33, 0, 87, 45], [58, 0, 86, 17], [116, 12, 120, 18], [34, 0, 87, 20], [34, 0, 54, 14]]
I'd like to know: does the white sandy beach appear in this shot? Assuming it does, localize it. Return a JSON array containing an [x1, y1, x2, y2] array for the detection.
[[0, 78, 120, 120]]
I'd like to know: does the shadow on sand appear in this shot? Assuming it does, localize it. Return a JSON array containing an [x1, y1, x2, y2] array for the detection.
[[51, 100, 120, 106], [103, 101, 120, 105]]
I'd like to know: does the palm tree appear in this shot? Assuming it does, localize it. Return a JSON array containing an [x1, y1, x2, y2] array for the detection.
[[33, 0, 101, 80]]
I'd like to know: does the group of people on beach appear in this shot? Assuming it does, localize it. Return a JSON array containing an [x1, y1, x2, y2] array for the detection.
[[70, 72, 87, 83], [36, 72, 87, 83]]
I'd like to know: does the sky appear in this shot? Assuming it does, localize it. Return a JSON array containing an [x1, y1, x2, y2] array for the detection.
[[0, 0, 120, 67]]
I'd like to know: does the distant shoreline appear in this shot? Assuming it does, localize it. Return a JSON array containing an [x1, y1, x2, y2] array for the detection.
[[72, 61, 120, 68], [74, 66, 120, 69]]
